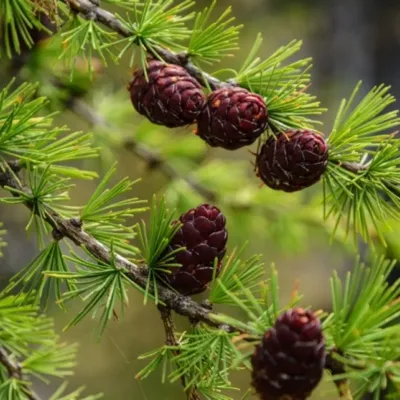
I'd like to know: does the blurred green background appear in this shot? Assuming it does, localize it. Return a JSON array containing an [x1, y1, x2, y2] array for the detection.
[[1, 0, 400, 398]]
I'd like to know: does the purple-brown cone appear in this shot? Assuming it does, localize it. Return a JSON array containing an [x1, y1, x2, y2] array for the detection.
[[128, 60, 205, 128], [251, 308, 326, 400], [163, 204, 228, 295], [197, 87, 268, 150], [256, 129, 328, 192]]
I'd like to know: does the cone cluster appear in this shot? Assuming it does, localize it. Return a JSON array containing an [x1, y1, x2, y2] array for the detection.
[[129, 59, 328, 193], [129, 61, 327, 400], [251, 308, 326, 400]]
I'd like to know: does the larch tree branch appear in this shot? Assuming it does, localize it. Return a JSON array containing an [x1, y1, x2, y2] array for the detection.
[[0, 162, 350, 399], [63, 0, 227, 90], [61, 0, 372, 185], [0, 165, 236, 334], [0, 3, 367, 398], [0, 346, 42, 400]]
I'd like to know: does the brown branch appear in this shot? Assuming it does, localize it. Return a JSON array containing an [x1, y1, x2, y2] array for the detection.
[[67, 97, 217, 202], [0, 161, 22, 188], [0, 346, 42, 400], [0, 166, 237, 334], [325, 352, 353, 400], [158, 305, 201, 400], [63, 0, 227, 90]]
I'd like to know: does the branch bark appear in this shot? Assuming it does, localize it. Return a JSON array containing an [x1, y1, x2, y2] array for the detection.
[[63, 0, 227, 90], [0, 161, 22, 188], [158, 305, 201, 400], [0, 346, 42, 400], [325, 352, 354, 400]]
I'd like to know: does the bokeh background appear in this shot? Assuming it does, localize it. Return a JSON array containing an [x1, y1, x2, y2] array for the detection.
[[1, 0, 400, 398]]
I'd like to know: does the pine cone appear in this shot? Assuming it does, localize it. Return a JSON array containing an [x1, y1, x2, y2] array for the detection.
[[128, 60, 205, 128], [197, 87, 268, 150], [162, 204, 228, 295], [251, 308, 326, 400], [256, 129, 328, 192]]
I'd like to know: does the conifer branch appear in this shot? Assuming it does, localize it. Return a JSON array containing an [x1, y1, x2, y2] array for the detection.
[[0, 161, 22, 188], [0, 164, 350, 398], [0, 346, 22, 380], [4, 2, 396, 399], [158, 305, 201, 400], [0, 346, 42, 400], [325, 353, 353, 400], [67, 96, 217, 201], [0, 165, 352, 399], [158, 305, 179, 348], [0, 166, 236, 333], [63, 0, 227, 89]]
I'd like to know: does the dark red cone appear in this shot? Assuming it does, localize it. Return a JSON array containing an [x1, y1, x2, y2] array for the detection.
[[162, 204, 228, 295], [129, 60, 205, 128], [197, 87, 268, 150], [251, 308, 326, 400], [256, 129, 328, 192]]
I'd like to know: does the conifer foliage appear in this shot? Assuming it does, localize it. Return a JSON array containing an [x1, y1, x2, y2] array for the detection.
[[0, 0, 400, 399]]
